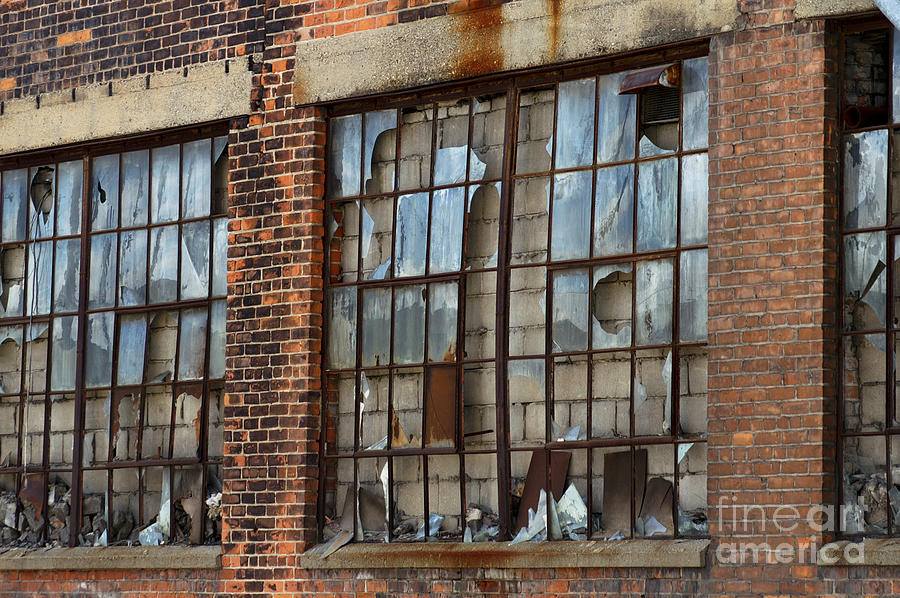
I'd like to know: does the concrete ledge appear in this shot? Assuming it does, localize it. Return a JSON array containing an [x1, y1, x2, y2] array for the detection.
[[0, 56, 253, 156], [299, 539, 709, 570], [0, 545, 222, 570], [795, 0, 878, 19], [819, 539, 900, 566]]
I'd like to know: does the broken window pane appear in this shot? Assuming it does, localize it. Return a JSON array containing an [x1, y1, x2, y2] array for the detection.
[[25, 397, 45, 466], [394, 193, 427, 278], [212, 218, 227, 297], [54, 239, 81, 313], [426, 454, 462, 538], [328, 287, 357, 369], [681, 57, 709, 151], [639, 87, 679, 158], [464, 270, 496, 360], [634, 348, 672, 436], [552, 269, 589, 352], [596, 72, 636, 164], [393, 284, 425, 365], [149, 225, 178, 303], [208, 385, 224, 458], [516, 86, 554, 174], [86, 311, 114, 388], [178, 309, 207, 381], [213, 136, 228, 216], [550, 171, 591, 261], [463, 364, 496, 450], [117, 314, 148, 386], [556, 78, 596, 169], [679, 249, 708, 343], [466, 183, 500, 269], [121, 150, 150, 227], [89, 232, 118, 309], [679, 347, 707, 438], [392, 455, 423, 539], [151, 144, 180, 223], [363, 110, 397, 195], [399, 105, 433, 190], [326, 374, 355, 454], [361, 287, 390, 367], [843, 130, 888, 230], [680, 153, 708, 246], [147, 311, 178, 384], [843, 231, 886, 331], [592, 263, 632, 349], [328, 114, 363, 198], [86, 392, 112, 466], [677, 442, 707, 535], [509, 267, 546, 356], [144, 387, 173, 457], [173, 389, 202, 458], [1, 169, 27, 242], [180, 220, 210, 300], [25, 324, 49, 393], [593, 165, 634, 257], [49, 396, 75, 466], [508, 359, 545, 446], [209, 300, 225, 380], [0, 245, 25, 318], [511, 177, 549, 264], [182, 139, 211, 219], [635, 258, 674, 345], [429, 186, 464, 274], [29, 165, 55, 240], [393, 367, 423, 448], [434, 99, 470, 186], [637, 158, 677, 252], [0, 326, 22, 395], [56, 160, 83, 236], [843, 334, 886, 433], [51, 316, 77, 391], [26, 241, 52, 316], [119, 229, 148, 306], [91, 154, 119, 231], [842, 436, 887, 533], [471, 94, 505, 181], [111, 391, 140, 461], [360, 369, 390, 451], [428, 282, 458, 362], [592, 352, 631, 438], [329, 201, 359, 283], [360, 196, 393, 280], [636, 444, 674, 537], [553, 355, 587, 441]]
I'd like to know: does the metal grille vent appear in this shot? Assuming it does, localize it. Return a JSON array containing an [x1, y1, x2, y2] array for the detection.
[[642, 86, 680, 124]]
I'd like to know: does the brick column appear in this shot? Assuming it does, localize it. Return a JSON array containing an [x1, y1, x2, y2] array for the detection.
[[707, 2, 840, 594]]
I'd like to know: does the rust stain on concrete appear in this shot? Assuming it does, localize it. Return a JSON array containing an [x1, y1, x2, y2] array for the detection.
[[454, 6, 504, 78], [547, 0, 561, 59]]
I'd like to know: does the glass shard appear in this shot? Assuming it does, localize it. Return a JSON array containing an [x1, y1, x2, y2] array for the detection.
[[637, 158, 678, 252], [360, 196, 394, 280], [328, 114, 363, 198], [843, 130, 888, 230], [597, 73, 636, 164], [121, 149, 150, 227], [434, 100, 470, 186], [844, 232, 886, 332], [182, 139, 212, 219], [393, 284, 425, 365], [429, 186, 464, 274], [91, 153, 119, 231], [551, 170, 591, 261], [635, 258, 674, 345], [364, 110, 397, 195], [592, 263, 633, 349], [151, 144, 180, 223], [556, 78, 596, 169], [180, 220, 210, 300]]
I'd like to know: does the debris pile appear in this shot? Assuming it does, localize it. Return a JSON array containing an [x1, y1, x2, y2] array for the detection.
[[843, 467, 900, 533]]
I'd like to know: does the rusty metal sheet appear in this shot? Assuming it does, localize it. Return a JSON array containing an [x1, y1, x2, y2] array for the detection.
[[619, 64, 680, 94], [515, 450, 571, 532], [425, 365, 457, 447], [601, 449, 647, 537]]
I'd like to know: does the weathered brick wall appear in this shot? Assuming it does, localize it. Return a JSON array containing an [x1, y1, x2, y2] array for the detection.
[[0, 570, 222, 597]]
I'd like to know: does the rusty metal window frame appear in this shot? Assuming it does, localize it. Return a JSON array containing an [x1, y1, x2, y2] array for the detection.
[[0, 122, 228, 547], [320, 47, 710, 545]]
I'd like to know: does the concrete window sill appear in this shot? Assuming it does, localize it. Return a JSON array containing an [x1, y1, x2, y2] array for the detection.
[[818, 539, 900, 566], [299, 539, 710, 570], [0, 545, 221, 571]]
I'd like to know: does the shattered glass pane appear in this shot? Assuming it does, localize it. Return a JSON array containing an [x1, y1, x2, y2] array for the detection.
[[556, 78, 596, 169], [592, 352, 631, 438], [508, 359, 545, 446], [843, 130, 888, 230], [428, 282, 458, 362], [329, 201, 359, 283], [26, 241, 52, 316], [111, 391, 140, 461], [56, 160, 83, 236], [466, 183, 500, 270], [180, 220, 210, 300], [427, 454, 461, 537], [29, 165, 55, 239], [842, 436, 887, 533], [91, 153, 119, 231], [593, 165, 633, 257], [0, 326, 23, 394], [639, 96, 679, 158], [393, 284, 425, 365], [325, 374, 355, 454], [173, 390, 202, 458], [208, 385, 224, 459], [464, 270, 496, 360], [0, 245, 25, 318], [327, 287, 357, 369], [843, 334, 885, 433], [150, 225, 178, 303], [679, 250, 708, 343], [328, 114, 363, 198], [213, 136, 228, 215], [364, 110, 397, 195], [117, 314, 148, 386], [463, 364, 496, 450], [182, 139, 211, 219], [178, 308, 208, 381], [84, 391, 112, 466], [52, 315, 78, 388], [551, 170, 591, 261], [434, 99, 470, 186], [151, 144, 180, 223], [635, 258, 674, 345], [361, 287, 391, 367], [634, 348, 672, 436], [681, 153, 708, 246], [511, 177, 549, 265], [597, 72, 636, 164], [392, 368, 423, 448], [552, 269, 589, 352], [509, 267, 546, 356], [843, 231, 886, 331], [471, 93, 505, 181], [429, 186, 464, 273], [679, 347, 708, 438], [1, 168, 27, 242], [209, 300, 226, 380], [399, 104, 433, 190], [147, 311, 178, 383], [89, 232, 118, 309], [394, 193, 427, 278], [637, 158, 677, 252], [592, 263, 632, 349], [681, 57, 710, 151], [516, 86, 554, 174], [121, 149, 150, 227], [553, 355, 587, 440], [360, 196, 393, 280], [118, 229, 148, 306], [86, 311, 114, 388], [212, 218, 227, 297]]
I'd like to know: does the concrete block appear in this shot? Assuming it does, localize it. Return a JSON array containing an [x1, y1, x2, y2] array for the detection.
[[509, 403, 524, 442], [463, 367, 495, 406], [592, 358, 630, 399], [678, 472, 706, 512], [524, 403, 545, 442], [687, 352, 708, 395], [646, 444, 673, 477], [857, 339, 885, 384], [591, 400, 618, 437], [680, 395, 707, 436], [861, 384, 886, 428], [635, 397, 666, 436], [396, 481, 424, 518]]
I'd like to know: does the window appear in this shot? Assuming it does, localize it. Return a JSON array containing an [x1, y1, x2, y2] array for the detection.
[[839, 24, 900, 536], [0, 126, 228, 548], [319, 54, 709, 551]]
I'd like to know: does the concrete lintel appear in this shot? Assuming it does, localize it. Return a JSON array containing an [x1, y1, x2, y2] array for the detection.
[[0, 56, 254, 156], [299, 539, 710, 570], [294, 0, 737, 105], [795, 0, 878, 19], [818, 539, 900, 566], [0, 545, 221, 570]]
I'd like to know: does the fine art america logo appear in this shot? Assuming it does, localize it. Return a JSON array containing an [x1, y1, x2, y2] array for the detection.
[[714, 496, 865, 565]]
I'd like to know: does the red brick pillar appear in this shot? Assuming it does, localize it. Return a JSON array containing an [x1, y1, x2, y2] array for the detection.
[[707, 3, 840, 594]]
